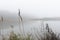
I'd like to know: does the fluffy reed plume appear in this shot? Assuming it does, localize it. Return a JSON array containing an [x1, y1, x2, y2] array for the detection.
[[35, 23, 60, 40], [18, 9, 25, 36]]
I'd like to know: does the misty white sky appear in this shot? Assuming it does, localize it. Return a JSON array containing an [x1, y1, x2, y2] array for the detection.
[[0, 0, 60, 18]]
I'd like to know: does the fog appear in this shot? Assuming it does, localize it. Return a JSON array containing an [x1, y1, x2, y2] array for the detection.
[[0, 0, 60, 35], [0, 0, 60, 18]]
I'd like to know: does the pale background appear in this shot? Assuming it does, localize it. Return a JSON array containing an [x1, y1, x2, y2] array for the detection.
[[0, 0, 60, 35]]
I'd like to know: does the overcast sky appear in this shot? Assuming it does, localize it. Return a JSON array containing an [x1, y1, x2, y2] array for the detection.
[[0, 0, 60, 18]]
